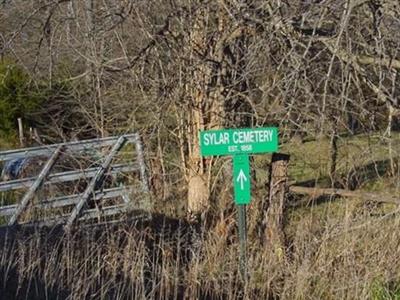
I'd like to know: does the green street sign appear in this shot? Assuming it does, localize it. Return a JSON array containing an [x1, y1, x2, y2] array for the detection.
[[200, 127, 278, 156], [233, 155, 251, 205], [199, 126, 279, 279]]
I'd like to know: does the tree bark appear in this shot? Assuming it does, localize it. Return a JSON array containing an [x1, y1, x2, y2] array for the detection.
[[263, 153, 290, 256], [329, 126, 338, 186], [387, 103, 395, 175], [184, 6, 215, 220], [184, 3, 251, 220]]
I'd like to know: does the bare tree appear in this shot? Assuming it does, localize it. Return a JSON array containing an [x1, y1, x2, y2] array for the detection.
[[1, 0, 400, 215]]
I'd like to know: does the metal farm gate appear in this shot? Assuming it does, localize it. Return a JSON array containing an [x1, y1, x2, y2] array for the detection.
[[0, 134, 151, 229]]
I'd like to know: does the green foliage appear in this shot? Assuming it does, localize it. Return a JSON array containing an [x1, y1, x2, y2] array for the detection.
[[371, 280, 400, 300], [0, 60, 44, 134]]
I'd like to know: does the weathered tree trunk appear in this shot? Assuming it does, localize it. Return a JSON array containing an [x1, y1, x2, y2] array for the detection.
[[84, 0, 94, 84], [387, 103, 395, 176], [17, 118, 24, 147], [184, 6, 216, 221], [329, 126, 338, 186], [162, 1, 257, 222], [184, 3, 249, 221], [262, 153, 290, 257]]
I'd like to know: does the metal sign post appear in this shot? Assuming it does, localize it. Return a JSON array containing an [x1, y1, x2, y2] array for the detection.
[[233, 155, 250, 279], [237, 204, 247, 279], [199, 127, 278, 281]]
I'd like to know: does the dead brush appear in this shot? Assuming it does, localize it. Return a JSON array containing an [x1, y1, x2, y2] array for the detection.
[[2, 201, 400, 299]]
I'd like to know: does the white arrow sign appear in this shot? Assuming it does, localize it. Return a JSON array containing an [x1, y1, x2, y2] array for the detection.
[[236, 169, 248, 190]]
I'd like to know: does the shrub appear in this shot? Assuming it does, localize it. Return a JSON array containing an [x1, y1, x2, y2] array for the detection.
[[0, 60, 44, 134]]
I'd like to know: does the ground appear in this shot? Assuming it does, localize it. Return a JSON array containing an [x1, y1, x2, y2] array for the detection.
[[0, 131, 400, 299]]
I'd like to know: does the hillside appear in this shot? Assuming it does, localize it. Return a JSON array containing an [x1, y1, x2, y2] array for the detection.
[[1, 1, 400, 299]]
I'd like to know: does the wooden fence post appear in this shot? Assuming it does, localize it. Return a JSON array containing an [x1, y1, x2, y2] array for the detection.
[[262, 153, 290, 256], [17, 118, 24, 147]]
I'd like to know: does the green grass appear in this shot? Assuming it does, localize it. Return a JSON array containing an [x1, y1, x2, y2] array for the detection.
[[371, 279, 400, 300], [0, 133, 17, 151], [254, 132, 400, 192]]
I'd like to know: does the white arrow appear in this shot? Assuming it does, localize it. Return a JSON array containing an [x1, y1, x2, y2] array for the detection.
[[236, 169, 248, 190]]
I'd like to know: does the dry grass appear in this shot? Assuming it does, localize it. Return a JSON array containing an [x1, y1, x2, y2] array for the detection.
[[1, 134, 399, 299], [1, 198, 400, 300]]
